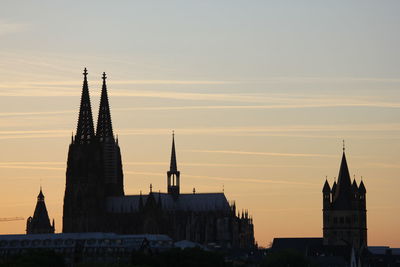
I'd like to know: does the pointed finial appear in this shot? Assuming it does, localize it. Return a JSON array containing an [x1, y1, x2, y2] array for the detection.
[[140, 190, 142, 196], [102, 72, 107, 81], [343, 140, 345, 152], [172, 130, 175, 137], [150, 183, 152, 193], [193, 187, 196, 194], [361, 176, 363, 181], [325, 175, 328, 181], [83, 68, 88, 77]]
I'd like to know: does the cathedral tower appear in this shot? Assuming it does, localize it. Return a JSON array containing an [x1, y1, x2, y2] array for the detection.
[[96, 72, 124, 196], [63, 69, 106, 232], [167, 132, 180, 198], [322, 147, 367, 249]]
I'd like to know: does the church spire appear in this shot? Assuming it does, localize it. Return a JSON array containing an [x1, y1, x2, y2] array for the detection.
[[75, 68, 95, 143], [337, 151, 352, 193], [96, 72, 114, 142], [331, 146, 353, 209], [170, 131, 177, 172], [167, 131, 180, 198]]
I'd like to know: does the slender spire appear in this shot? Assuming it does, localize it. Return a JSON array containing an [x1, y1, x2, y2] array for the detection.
[[37, 186, 44, 202], [96, 72, 114, 141], [170, 131, 177, 172], [167, 131, 180, 197], [76, 68, 95, 143]]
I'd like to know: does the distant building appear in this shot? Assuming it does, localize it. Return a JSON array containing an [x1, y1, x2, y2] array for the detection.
[[62, 69, 255, 249], [0, 233, 172, 265], [322, 149, 367, 250], [26, 188, 54, 234], [269, 149, 369, 267]]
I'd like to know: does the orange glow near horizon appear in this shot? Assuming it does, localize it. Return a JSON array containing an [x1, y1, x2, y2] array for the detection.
[[1, 1, 400, 248]]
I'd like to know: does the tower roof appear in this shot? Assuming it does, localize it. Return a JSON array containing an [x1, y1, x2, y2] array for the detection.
[[76, 68, 95, 143], [322, 179, 331, 193], [359, 180, 366, 194], [352, 178, 358, 192], [332, 151, 353, 209], [37, 187, 44, 201], [331, 180, 337, 195], [31, 188, 52, 231], [96, 72, 114, 141], [170, 132, 178, 172]]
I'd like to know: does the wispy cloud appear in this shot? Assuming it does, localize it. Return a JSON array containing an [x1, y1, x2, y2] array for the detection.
[[124, 171, 316, 187], [0, 165, 63, 171], [366, 163, 400, 169], [187, 149, 336, 158], [0, 161, 324, 170], [0, 76, 399, 109], [0, 124, 399, 140], [0, 21, 28, 36]]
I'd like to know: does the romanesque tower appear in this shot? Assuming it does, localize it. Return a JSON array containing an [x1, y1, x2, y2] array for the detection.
[[322, 147, 367, 249]]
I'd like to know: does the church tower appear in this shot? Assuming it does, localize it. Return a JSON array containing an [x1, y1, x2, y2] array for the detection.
[[27, 188, 55, 234], [167, 132, 180, 198], [63, 69, 125, 233], [322, 146, 367, 249], [96, 72, 124, 197], [63, 69, 105, 233]]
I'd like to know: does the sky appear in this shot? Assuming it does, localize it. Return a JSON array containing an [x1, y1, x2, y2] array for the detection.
[[0, 1, 399, 247]]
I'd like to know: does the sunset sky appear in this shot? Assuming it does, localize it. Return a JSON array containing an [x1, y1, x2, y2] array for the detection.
[[0, 1, 399, 247]]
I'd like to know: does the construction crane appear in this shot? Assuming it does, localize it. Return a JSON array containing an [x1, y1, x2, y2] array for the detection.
[[0, 217, 24, 222]]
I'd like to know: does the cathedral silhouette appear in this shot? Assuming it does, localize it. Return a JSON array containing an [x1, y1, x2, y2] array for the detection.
[[58, 69, 255, 249]]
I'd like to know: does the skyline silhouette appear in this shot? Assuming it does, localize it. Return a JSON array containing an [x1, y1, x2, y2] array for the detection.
[[0, 1, 399, 248]]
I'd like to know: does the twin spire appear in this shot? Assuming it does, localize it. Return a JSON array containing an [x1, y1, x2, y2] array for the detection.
[[96, 72, 114, 141], [76, 68, 95, 142], [75, 68, 114, 143]]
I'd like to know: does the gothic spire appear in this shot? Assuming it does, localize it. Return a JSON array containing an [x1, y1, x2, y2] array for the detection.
[[167, 131, 180, 197], [332, 150, 353, 209], [170, 131, 177, 172], [76, 68, 95, 143], [96, 72, 114, 141]]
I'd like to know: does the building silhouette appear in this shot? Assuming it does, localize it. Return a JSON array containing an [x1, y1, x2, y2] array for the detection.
[[62, 69, 255, 249], [26, 188, 55, 234], [322, 148, 367, 250]]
